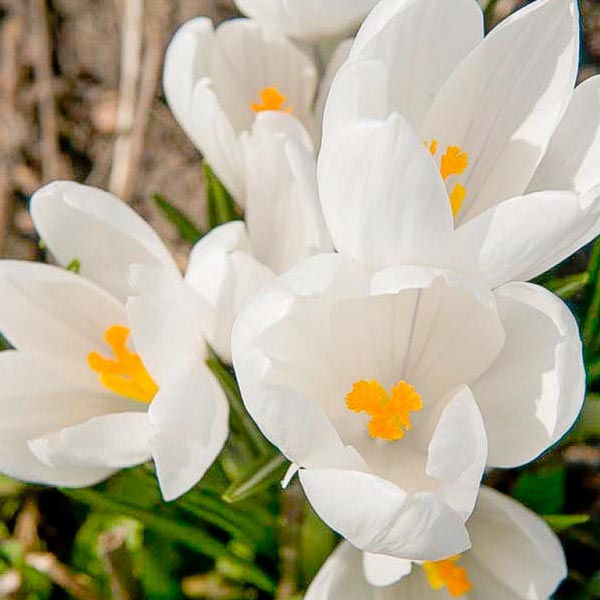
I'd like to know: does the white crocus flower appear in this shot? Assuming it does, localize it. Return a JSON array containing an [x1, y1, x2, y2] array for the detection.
[[163, 16, 347, 203], [183, 113, 332, 361], [232, 253, 583, 559], [321, 0, 600, 288], [233, 0, 381, 41], [305, 487, 567, 599], [0, 182, 229, 501]]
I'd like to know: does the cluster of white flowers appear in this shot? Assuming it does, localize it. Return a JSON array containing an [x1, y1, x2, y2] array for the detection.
[[1, 0, 598, 597]]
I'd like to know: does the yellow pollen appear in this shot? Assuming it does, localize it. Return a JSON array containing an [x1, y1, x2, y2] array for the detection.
[[346, 379, 423, 441], [440, 146, 469, 180], [427, 140, 469, 218], [88, 325, 158, 403], [251, 86, 293, 113], [423, 556, 472, 597]]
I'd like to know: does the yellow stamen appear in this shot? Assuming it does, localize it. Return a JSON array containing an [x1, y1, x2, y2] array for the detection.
[[251, 86, 293, 113], [346, 379, 423, 441], [428, 139, 438, 155], [440, 146, 469, 180], [423, 556, 472, 597], [449, 184, 467, 218], [88, 325, 158, 403]]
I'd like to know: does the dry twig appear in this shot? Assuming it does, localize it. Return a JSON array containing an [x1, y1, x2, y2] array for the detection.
[[99, 527, 143, 600]]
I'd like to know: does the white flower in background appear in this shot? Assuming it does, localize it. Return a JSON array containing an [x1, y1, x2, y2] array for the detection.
[[232, 253, 583, 559], [163, 16, 348, 203], [181, 113, 332, 361], [321, 0, 600, 289], [305, 487, 567, 599], [0, 182, 229, 501], [233, 0, 381, 41]]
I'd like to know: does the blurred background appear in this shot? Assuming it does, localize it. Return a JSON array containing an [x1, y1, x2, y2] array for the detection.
[[0, 0, 599, 598]]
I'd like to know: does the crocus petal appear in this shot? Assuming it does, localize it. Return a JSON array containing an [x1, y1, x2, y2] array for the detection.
[[30, 412, 152, 470], [348, 0, 484, 131], [318, 113, 453, 269], [127, 264, 208, 387], [209, 19, 318, 136], [30, 182, 180, 303], [0, 351, 125, 487], [243, 113, 331, 273], [234, 0, 380, 40], [185, 221, 274, 362], [529, 74, 600, 194], [305, 543, 376, 600], [472, 282, 584, 467], [0, 261, 126, 390], [449, 187, 600, 288], [426, 387, 487, 520], [421, 0, 579, 223], [299, 468, 470, 560], [465, 487, 567, 599], [148, 362, 229, 501], [362, 552, 412, 587]]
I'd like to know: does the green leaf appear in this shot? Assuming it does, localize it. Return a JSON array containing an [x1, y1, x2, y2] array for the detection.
[[545, 272, 589, 300], [543, 514, 590, 532], [582, 238, 600, 353], [223, 454, 288, 504], [66, 258, 81, 274], [206, 355, 272, 457], [65, 488, 276, 593], [0, 333, 11, 351], [300, 504, 336, 586], [512, 466, 565, 515], [570, 396, 600, 441], [204, 163, 240, 229], [153, 193, 204, 245]]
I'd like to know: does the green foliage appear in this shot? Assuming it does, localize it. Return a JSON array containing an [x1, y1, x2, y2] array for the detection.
[[544, 514, 590, 532], [204, 163, 241, 228], [66, 258, 81, 273], [153, 193, 205, 245], [512, 465, 565, 515]]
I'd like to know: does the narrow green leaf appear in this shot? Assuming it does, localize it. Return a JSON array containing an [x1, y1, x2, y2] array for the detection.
[[206, 355, 272, 457], [0, 333, 10, 351], [223, 454, 288, 504], [204, 163, 240, 229], [543, 514, 590, 532], [545, 272, 589, 300], [65, 488, 276, 593], [153, 193, 204, 245], [583, 238, 600, 353], [66, 258, 81, 274]]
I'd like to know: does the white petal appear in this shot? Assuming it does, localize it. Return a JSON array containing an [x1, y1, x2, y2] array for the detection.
[[148, 362, 229, 501], [472, 282, 585, 467], [318, 113, 453, 269], [299, 468, 470, 560], [234, 0, 379, 40], [305, 543, 376, 600], [209, 19, 318, 136], [362, 552, 412, 587], [530, 74, 600, 194], [466, 487, 567, 599], [449, 187, 600, 287], [314, 38, 353, 129], [349, 0, 484, 131], [0, 351, 125, 487], [30, 182, 179, 303], [421, 0, 580, 223], [185, 222, 274, 362], [426, 387, 487, 520], [190, 80, 245, 201], [127, 264, 208, 386], [30, 412, 151, 470], [163, 18, 246, 198], [0, 261, 126, 390], [243, 113, 331, 273]]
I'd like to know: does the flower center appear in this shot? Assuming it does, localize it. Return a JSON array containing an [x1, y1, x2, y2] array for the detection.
[[88, 325, 158, 403], [423, 555, 472, 597], [345, 379, 423, 441], [427, 140, 469, 218], [251, 86, 293, 113]]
